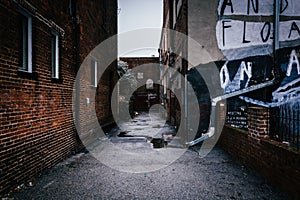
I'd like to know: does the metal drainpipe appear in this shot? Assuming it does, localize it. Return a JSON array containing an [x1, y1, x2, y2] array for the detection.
[[273, 0, 282, 82], [70, 0, 82, 150], [186, 80, 275, 146], [184, 73, 188, 142]]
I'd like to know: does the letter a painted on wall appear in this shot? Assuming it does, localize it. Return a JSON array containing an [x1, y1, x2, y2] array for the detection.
[[286, 49, 300, 76]]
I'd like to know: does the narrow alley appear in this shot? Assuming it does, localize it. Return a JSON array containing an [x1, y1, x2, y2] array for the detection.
[[1, 0, 300, 199], [11, 113, 290, 200]]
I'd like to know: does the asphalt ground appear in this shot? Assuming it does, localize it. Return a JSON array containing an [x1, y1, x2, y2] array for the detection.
[[9, 145, 291, 200]]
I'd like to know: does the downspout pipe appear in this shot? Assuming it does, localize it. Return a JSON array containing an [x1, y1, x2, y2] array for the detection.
[[273, 0, 282, 82], [70, 0, 82, 150], [186, 80, 275, 146]]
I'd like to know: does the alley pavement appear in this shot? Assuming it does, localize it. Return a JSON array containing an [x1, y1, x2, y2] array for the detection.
[[9, 112, 291, 199]]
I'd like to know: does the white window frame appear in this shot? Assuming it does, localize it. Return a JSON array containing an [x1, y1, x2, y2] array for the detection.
[[146, 79, 154, 89], [137, 72, 144, 79], [20, 10, 32, 73], [91, 59, 98, 87], [51, 31, 59, 79]]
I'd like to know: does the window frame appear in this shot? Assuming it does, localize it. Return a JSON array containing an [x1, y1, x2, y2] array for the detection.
[[146, 79, 154, 89], [91, 59, 98, 87], [137, 72, 144, 79], [51, 31, 59, 79], [19, 10, 32, 73]]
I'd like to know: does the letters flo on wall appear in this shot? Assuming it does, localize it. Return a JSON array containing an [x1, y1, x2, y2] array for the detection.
[[216, 0, 300, 60]]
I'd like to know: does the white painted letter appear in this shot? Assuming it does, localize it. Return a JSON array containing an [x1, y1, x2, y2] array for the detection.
[[286, 49, 300, 76], [240, 61, 252, 80], [240, 61, 252, 88], [220, 63, 230, 89]]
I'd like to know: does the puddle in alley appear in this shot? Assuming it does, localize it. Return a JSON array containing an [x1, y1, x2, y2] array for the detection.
[[110, 112, 177, 149], [87, 111, 188, 173]]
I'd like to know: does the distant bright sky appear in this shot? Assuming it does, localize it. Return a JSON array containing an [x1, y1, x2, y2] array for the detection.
[[118, 0, 163, 57]]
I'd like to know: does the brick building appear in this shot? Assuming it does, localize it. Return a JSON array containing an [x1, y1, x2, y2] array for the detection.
[[0, 0, 117, 194], [160, 0, 300, 197], [159, 0, 216, 136], [160, 0, 300, 142], [119, 57, 160, 112]]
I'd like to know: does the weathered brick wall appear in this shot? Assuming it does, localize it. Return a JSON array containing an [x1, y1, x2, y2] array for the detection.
[[118, 57, 160, 92], [121, 57, 159, 80], [172, 0, 187, 128], [218, 125, 300, 199], [97, 64, 118, 129], [0, 0, 117, 194], [75, 0, 118, 142], [120, 57, 159, 69], [0, 0, 78, 194], [248, 107, 270, 140], [160, 0, 188, 128], [118, 57, 160, 112]]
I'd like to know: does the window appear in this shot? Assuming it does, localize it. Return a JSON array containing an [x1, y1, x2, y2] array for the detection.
[[51, 31, 59, 79], [137, 72, 143, 79], [146, 79, 154, 89], [19, 12, 32, 72], [91, 59, 97, 87]]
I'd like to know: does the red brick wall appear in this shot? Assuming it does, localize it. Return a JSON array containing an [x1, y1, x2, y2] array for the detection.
[[119, 57, 160, 112], [0, 0, 117, 194], [218, 125, 300, 199], [118, 57, 160, 90], [119, 57, 159, 68], [248, 107, 270, 140], [75, 0, 118, 142], [161, 0, 188, 127], [0, 0, 77, 194]]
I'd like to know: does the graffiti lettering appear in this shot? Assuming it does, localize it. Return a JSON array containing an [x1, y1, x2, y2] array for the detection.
[[241, 49, 300, 107], [288, 22, 300, 39], [247, 0, 259, 15], [280, 0, 288, 13], [217, 0, 300, 60], [217, 20, 300, 53], [286, 49, 300, 77], [220, 61, 252, 90], [260, 22, 271, 42], [218, 20, 274, 49], [218, 0, 300, 16], [220, 63, 230, 89], [222, 20, 232, 46], [220, 0, 234, 15], [242, 21, 251, 43], [240, 61, 252, 83]]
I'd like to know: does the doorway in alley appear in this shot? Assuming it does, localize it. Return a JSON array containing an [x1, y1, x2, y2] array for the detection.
[[132, 91, 159, 112]]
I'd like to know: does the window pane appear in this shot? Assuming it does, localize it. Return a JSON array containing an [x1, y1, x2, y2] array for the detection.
[[51, 34, 56, 77], [91, 60, 96, 86], [51, 32, 59, 79], [21, 15, 28, 71], [146, 79, 154, 89]]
